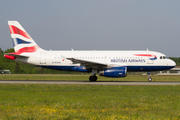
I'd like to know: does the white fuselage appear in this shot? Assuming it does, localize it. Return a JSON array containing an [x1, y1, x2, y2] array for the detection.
[[17, 49, 175, 72]]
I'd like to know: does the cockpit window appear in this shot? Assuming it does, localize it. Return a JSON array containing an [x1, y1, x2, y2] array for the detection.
[[160, 56, 167, 59]]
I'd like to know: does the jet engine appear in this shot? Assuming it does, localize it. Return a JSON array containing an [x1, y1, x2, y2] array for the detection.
[[99, 67, 127, 77]]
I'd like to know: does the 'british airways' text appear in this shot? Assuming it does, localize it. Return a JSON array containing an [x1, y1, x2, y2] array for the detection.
[[111, 59, 146, 63]]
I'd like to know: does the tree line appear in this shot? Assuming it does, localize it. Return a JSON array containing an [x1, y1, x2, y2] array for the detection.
[[0, 48, 179, 74]]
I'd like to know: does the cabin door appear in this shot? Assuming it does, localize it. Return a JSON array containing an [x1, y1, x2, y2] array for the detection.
[[40, 52, 46, 64]]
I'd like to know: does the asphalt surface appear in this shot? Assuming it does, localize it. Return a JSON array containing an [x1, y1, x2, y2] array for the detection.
[[0, 80, 180, 85]]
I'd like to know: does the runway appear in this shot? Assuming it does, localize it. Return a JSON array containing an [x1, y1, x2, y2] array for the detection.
[[0, 80, 180, 85]]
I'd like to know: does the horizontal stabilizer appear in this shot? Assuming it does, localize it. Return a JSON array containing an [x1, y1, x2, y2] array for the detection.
[[4, 53, 29, 60]]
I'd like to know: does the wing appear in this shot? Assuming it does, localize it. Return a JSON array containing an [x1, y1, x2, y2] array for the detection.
[[65, 57, 128, 70], [66, 57, 108, 69]]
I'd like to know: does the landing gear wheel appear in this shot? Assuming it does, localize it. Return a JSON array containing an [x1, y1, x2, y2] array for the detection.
[[147, 71, 152, 82], [148, 77, 152, 82], [89, 76, 97, 82]]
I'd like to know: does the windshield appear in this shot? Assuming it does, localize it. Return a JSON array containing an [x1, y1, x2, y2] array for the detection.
[[160, 56, 167, 59]]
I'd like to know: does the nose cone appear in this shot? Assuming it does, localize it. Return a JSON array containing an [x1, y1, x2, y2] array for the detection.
[[170, 60, 176, 67]]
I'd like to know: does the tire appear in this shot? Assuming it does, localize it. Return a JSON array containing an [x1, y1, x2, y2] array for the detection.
[[148, 77, 152, 82], [89, 76, 97, 82]]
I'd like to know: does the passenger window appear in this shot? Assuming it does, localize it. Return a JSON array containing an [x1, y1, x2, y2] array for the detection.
[[160, 56, 162, 59]]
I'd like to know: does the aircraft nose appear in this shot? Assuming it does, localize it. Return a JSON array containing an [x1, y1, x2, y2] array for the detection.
[[170, 60, 176, 67]]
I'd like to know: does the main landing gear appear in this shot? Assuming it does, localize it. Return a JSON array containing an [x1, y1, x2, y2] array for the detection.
[[89, 75, 97, 82], [89, 69, 98, 82], [147, 71, 152, 82]]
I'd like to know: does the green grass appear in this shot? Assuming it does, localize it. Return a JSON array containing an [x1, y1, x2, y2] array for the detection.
[[0, 74, 180, 81], [0, 84, 180, 119]]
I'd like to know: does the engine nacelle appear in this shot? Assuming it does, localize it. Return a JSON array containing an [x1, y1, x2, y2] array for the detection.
[[99, 67, 127, 77]]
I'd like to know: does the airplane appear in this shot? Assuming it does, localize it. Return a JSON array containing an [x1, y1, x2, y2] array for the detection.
[[4, 21, 176, 82]]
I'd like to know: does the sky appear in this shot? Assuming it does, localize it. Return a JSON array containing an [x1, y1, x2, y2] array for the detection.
[[0, 0, 180, 57]]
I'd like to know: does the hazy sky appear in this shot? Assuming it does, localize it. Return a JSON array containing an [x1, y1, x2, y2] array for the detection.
[[0, 0, 180, 57]]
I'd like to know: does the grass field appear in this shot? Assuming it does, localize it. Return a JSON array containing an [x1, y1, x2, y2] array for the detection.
[[0, 84, 180, 119], [0, 75, 180, 119], [0, 74, 180, 81]]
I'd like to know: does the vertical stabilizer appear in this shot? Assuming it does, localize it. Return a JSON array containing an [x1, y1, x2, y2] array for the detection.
[[8, 21, 39, 53]]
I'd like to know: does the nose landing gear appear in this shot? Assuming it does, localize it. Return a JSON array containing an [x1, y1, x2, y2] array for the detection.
[[147, 71, 152, 82]]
